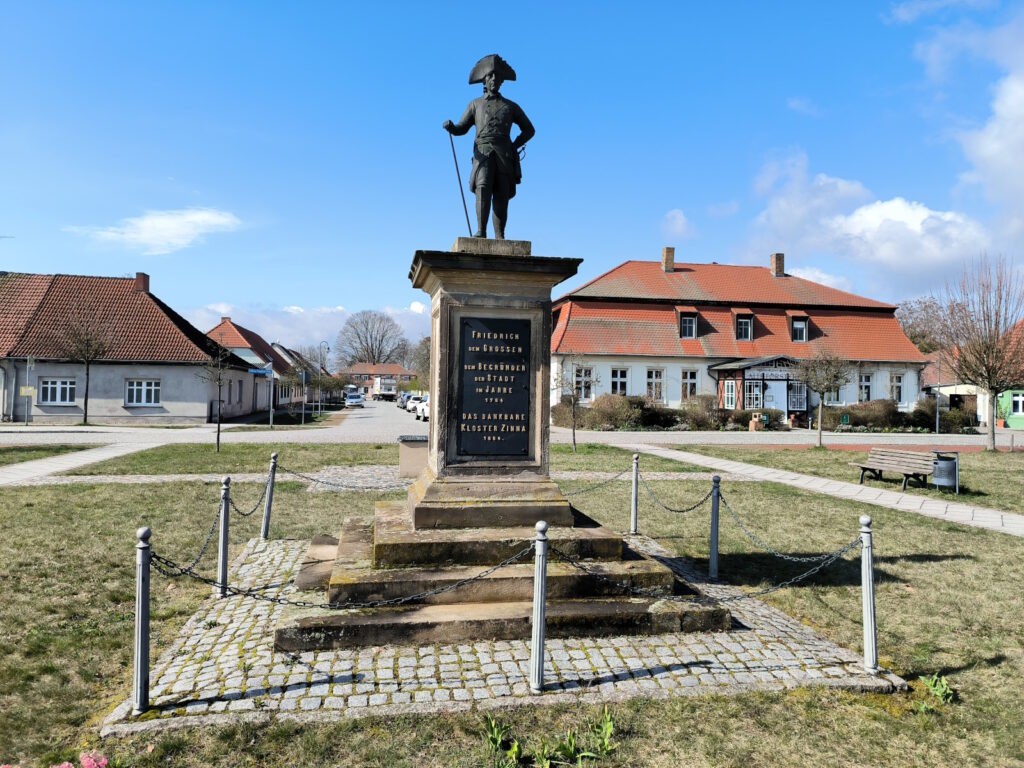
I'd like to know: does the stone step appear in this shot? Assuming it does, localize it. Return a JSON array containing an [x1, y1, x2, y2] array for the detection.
[[274, 597, 730, 652], [373, 500, 622, 567]]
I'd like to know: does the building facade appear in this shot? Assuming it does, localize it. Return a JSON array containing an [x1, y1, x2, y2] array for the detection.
[[551, 250, 927, 421]]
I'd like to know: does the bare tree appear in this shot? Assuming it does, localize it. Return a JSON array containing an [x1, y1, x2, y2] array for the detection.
[[334, 310, 408, 367], [52, 312, 113, 425], [409, 336, 431, 387], [555, 353, 599, 453], [796, 346, 853, 448], [195, 346, 236, 452], [896, 296, 944, 353], [938, 255, 1024, 450]]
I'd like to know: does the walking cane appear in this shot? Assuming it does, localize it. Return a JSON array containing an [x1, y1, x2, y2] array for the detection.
[[449, 133, 473, 236]]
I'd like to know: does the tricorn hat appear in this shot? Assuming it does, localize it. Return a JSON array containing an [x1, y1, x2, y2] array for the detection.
[[469, 54, 516, 84]]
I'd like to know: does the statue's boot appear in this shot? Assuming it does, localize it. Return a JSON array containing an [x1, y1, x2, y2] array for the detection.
[[475, 190, 491, 238]]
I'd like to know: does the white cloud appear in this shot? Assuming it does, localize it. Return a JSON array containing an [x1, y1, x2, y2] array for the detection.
[[887, 0, 994, 25], [706, 201, 739, 219], [384, 303, 430, 340], [184, 303, 350, 348], [786, 97, 821, 118], [67, 207, 241, 255], [960, 73, 1024, 212], [660, 208, 694, 239], [408, 300, 426, 314], [787, 266, 853, 292]]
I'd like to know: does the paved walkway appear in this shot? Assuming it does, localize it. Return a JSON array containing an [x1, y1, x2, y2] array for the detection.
[[0, 441, 163, 486], [100, 536, 903, 738], [627, 444, 1024, 538]]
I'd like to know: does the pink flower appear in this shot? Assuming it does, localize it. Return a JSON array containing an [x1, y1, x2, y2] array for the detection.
[[49, 763, 74, 768], [79, 754, 108, 768], [1, 763, 22, 768]]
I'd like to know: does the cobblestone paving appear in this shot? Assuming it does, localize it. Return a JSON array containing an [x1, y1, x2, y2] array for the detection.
[[101, 537, 903, 738]]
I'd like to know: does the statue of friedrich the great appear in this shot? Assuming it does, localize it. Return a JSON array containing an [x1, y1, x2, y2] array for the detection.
[[443, 54, 535, 240]]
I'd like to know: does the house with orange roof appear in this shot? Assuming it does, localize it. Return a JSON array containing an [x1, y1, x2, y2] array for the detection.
[[0, 271, 258, 424], [337, 362, 415, 399], [206, 317, 299, 409], [551, 250, 928, 422]]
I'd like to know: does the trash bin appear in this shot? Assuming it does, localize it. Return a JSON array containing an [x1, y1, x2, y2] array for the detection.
[[931, 450, 959, 494]]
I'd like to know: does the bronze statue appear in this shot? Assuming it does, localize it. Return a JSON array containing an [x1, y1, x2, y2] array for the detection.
[[444, 54, 535, 240]]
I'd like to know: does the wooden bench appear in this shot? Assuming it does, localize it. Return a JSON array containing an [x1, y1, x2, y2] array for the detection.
[[850, 448, 935, 491]]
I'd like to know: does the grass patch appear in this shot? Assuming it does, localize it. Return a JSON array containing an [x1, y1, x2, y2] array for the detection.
[[0, 445, 94, 467], [65, 443, 399, 476], [550, 443, 703, 473], [679, 445, 1024, 513], [3, 446, 1023, 765]]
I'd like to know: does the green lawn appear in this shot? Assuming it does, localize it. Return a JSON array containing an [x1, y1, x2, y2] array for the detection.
[[680, 445, 1024, 514], [64, 442, 700, 477], [0, 445, 94, 467], [2, 446, 1022, 765]]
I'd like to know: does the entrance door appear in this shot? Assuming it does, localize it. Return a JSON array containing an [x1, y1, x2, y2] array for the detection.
[[764, 380, 788, 415]]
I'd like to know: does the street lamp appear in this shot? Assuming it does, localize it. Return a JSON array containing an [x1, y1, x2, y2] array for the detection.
[[319, 341, 330, 416]]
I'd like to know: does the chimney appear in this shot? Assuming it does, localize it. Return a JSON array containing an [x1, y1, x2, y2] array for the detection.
[[661, 246, 675, 272], [133, 272, 150, 292], [221, 316, 231, 322], [769, 252, 785, 277]]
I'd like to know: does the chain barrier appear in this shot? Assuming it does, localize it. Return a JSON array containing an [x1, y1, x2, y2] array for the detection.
[[159, 506, 222, 576], [561, 468, 630, 498], [719, 492, 845, 563], [550, 537, 861, 605], [150, 545, 535, 610], [228, 480, 268, 518], [638, 472, 713, 514]]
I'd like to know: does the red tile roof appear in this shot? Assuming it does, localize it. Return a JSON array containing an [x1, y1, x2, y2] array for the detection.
[[552, 300, 926, 363], [563, 260, 895, 309], [207, 318, 293, 374], [0, 271, 242, 364], [340, 363, 415, 377]]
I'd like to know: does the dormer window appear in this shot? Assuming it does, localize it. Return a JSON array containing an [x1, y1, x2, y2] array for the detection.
[[792, 317, 808, 343], [680, 314, 697, 339], [736, 316, 752, 341]]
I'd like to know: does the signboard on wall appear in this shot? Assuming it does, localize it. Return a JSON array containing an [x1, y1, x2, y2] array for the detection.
[[19, 386, 35, 397]]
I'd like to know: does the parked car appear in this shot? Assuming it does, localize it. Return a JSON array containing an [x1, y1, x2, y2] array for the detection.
[[344, 392, 365, 408], [405, 395, 423, 412], [398, 392, 413, 409], [415, 394, 430, 421]]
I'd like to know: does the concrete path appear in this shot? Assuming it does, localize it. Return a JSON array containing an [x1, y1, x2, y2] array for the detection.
[[0, 441, 164, 486], [626, 444, 1024, 538]]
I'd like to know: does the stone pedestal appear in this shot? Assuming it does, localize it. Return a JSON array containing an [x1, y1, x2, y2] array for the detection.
[[407, 239, 581, 529]]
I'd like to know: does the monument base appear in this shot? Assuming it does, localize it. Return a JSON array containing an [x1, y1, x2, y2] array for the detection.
[[407, 467, 573, 529]]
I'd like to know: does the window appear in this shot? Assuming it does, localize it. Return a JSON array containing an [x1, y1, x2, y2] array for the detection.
[[891, 374, 904, 403], [126, 379, 161, 406], [39, 378, 76, 405], [238, 379, 244, 403], [680, 315, 696, 339], [574, 367, 593, 401], [789, 382, 807, 411], [681, 370, 697, 399], [859, 374, 872, 402], [611, 368, 628, 396], [791, 318, 808, 343], [736, 316, 753, 341], [744, 381, 762, 409], [646, 369, 664, 401], [723, 380, 736, 409], [824, 388, 841, 404], [1012, 393, 1024, 415]]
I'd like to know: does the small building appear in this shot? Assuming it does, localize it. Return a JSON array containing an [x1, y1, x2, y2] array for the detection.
[[551, 250, 927, 421], [207, 317, 296, 409], [0, 271, 255, 424], [338, 363, 415, 397]]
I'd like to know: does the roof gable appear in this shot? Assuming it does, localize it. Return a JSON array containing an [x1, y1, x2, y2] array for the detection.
[[207, 318, 293, 374]]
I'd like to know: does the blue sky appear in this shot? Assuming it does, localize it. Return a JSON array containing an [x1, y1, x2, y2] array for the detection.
[[3, 1, 1023, 348]]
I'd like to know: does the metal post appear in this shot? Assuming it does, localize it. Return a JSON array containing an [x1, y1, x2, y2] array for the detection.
[[218, 477, 231, 598], [529, 520, 548, 694], [261, 453, 278, 540], [860, 515, 878, 674], [709, 476, 720, 580], [132, 527, 151, 716], [630, 453, 639, 535]]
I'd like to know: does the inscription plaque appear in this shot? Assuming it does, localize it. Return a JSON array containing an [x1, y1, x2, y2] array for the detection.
[[456, 317, 530, 457]]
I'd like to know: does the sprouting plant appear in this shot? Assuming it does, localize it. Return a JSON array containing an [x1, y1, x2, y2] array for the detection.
[[590, 706, 617, 756], [534, 740, 554, 768], [503, 739, 522, 767], [484, 715, 509, 754], [922, 673, 955, 704], [913, 700, 936, 715], [551, 728, 599, 765]]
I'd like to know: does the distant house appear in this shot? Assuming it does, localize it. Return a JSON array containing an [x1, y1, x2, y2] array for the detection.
[[272, 343, 331, 403], [338, 363, 415, 396], [206, 317, 297, 409], [551, 250, 927, 422], [0, 271, 255, 424]]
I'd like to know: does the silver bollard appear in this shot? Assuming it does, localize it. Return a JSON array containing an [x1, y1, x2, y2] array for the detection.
[[630, 453, 639, 535], [709, 476, 720, 580], [261, 453, 278, 540], [132, 527, 151, 716], [860, 515, 878, 674], [529, 520, 548, 694], [218, 477, 230, 598]]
